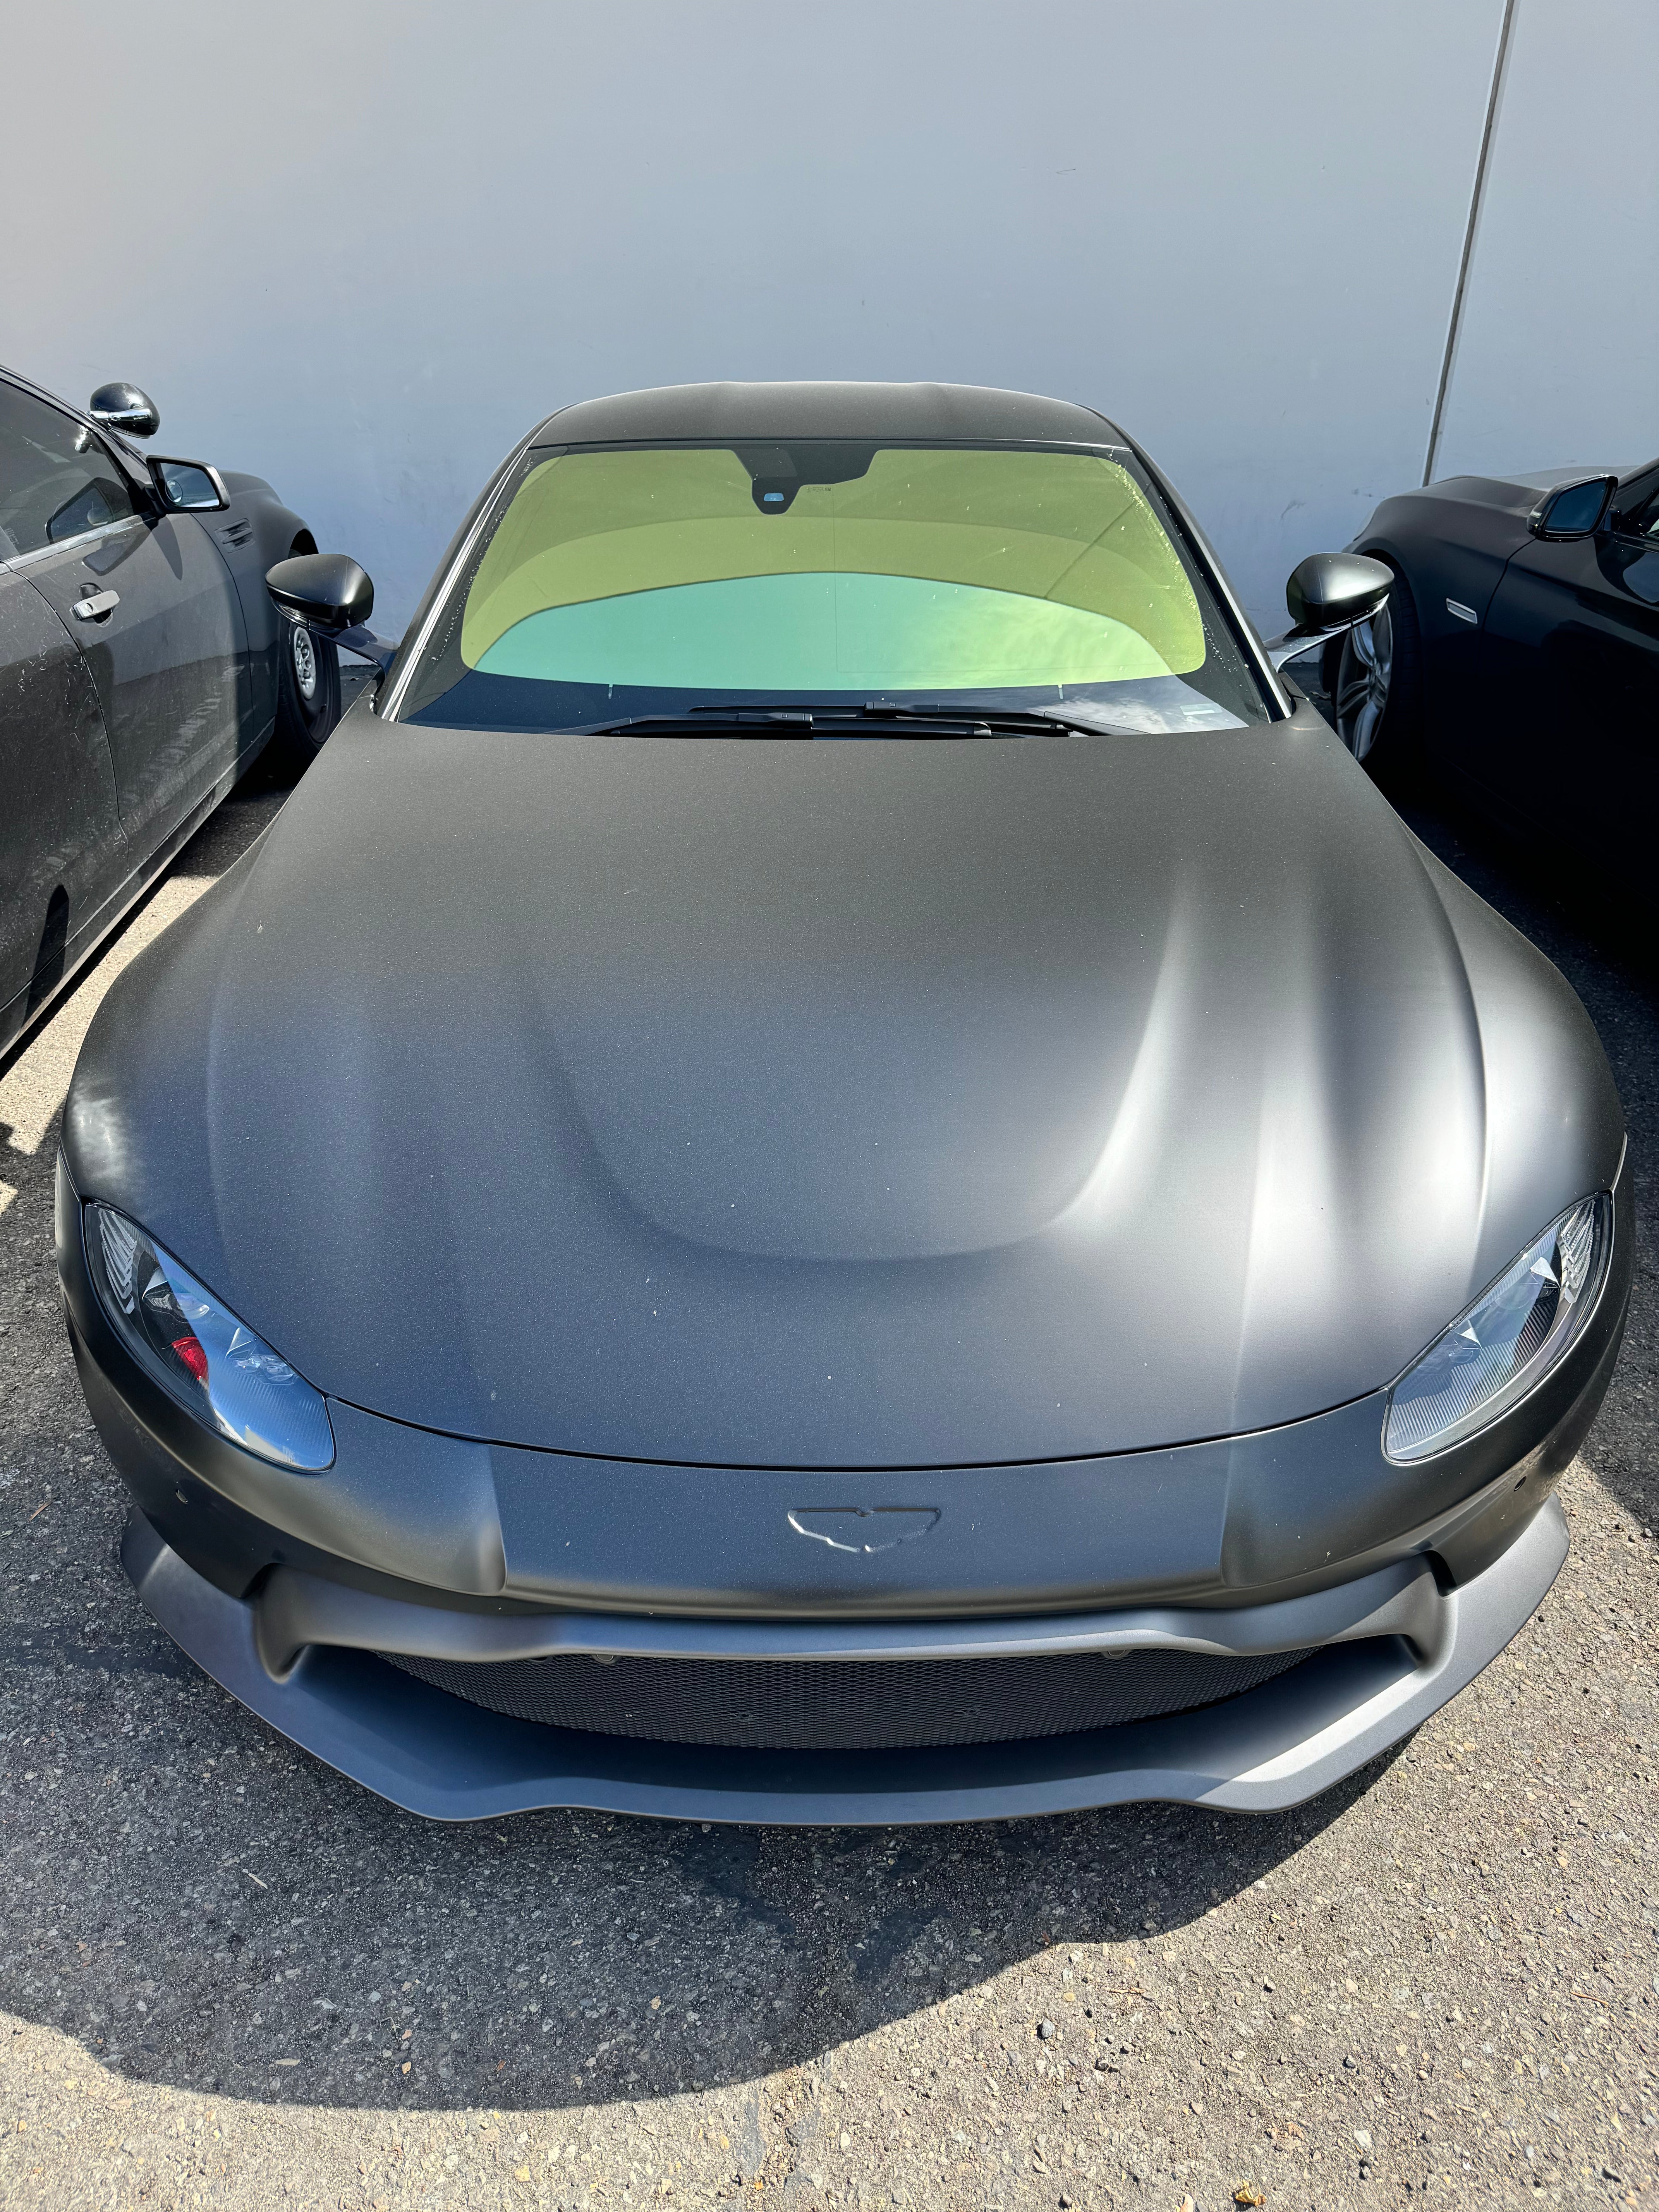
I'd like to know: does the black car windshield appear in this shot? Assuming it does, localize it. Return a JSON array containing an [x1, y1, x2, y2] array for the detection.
[[397, 440, 1273, 732]]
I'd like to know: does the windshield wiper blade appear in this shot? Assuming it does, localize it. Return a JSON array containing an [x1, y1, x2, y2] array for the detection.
[[579, 711, 818, 736], [857, 701, 1101, 736], [581, 701, 1098, 738]]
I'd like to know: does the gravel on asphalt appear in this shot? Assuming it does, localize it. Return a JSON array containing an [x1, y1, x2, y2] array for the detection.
[[2, 768, 1655, 2211]]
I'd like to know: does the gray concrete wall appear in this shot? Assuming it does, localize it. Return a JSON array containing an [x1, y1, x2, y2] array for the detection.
[[3, 0, 1650, 632]]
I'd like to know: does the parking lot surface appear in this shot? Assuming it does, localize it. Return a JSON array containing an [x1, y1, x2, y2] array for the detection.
[[2, 766, 1656, 2212]]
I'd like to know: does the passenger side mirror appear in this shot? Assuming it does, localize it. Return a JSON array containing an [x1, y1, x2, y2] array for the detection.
[[1264, 553, 1392, 671], [266, 553, 375, 635], [89, 382, 160, 439], [151, 458, 229, 512], [1530, 476, 1615, 540]]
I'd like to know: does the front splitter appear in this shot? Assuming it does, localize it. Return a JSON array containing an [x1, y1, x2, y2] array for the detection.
[[121, 1499, 1566, 1825]]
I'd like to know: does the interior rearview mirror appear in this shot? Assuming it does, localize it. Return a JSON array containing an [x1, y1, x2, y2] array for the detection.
[[152, 458, 229, 512], [89, 382, 160, 438], [1531, 476, 1615, 540], [266, 553, 376, 636]]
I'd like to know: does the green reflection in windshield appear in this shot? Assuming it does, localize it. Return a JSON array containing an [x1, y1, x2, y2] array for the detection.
[[477, 570, 1174, 690]]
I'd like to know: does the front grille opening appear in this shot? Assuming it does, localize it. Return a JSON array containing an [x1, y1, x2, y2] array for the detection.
[[378, 1644, 1316, 1751]]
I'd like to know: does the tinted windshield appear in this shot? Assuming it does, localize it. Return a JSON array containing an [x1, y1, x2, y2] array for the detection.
[[398, 440, 1273, 732]]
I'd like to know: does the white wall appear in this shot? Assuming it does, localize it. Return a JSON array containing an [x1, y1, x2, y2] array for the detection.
[[1432, 0, 1659, 484], [3, 0, 1650, 634]]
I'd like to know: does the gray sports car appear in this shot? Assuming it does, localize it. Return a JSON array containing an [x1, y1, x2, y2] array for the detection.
[[56, 383, 1629, 1825]]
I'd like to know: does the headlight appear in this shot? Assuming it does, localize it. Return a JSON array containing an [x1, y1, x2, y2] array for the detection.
[[1384, 1194, 1611, 1463], [84, 1204, 333, 1470]]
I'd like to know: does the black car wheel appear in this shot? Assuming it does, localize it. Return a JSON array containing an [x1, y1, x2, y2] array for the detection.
[[268, 618, 341, 781], [1334, 600, 1393, 759], [1343, 560, 1425, 785]]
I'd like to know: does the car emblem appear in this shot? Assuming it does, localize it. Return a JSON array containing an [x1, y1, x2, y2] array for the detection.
[[787, 1506, 941, 1554]]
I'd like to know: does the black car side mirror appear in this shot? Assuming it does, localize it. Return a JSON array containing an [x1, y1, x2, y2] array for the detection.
[[1530, 476, 1616, 541], [267, 554, 375, 635], [151, 458, 229, 512], [267, 553, 399, 671], [89, 382, 160, 438], [1264, 553, 1392, 672], [1284, 553, 1392, 634]]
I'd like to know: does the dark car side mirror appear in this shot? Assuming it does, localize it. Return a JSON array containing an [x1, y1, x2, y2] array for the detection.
[[1530, 476, 1616, 540], [267, 553, 375, 635], [89, 382, 160, 438], [1264, 553, 1392, 671], [151, 458, 229, 512], [267, 553, 398, 671], [1284, 553, 1392, 634]]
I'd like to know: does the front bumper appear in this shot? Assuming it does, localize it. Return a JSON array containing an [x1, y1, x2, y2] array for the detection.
[[121, 1495, 1566, 1824], [62, 1150, 1624, 1824]]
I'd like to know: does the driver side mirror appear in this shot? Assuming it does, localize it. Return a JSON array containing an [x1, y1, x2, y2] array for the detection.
[[266, 553, 375, 635], [150, 458, 229, 512], [266, 552, 398, 671], [1530, 476, 1615, 540], [1265, 553, 1392, 671], [89, 382, 160, 439]]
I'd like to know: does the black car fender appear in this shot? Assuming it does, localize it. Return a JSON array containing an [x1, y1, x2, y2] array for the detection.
[[1350, 489, 1529, 651], [209, 474, 315, 665]]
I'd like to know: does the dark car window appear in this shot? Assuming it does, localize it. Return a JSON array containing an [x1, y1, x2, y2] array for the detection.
[[399, 440, 1273, 733], [0, 383, 137, 557], [1611, 462, 1659, 542]]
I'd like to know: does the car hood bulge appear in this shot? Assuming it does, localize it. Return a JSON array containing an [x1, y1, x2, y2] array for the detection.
[[66, 711, 1621, 1468]]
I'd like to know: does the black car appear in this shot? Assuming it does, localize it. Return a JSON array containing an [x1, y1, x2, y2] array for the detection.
[[0, 366, 343, 1064], [1335, 454, 1659, 861], [57, 383, 1629, 1827]]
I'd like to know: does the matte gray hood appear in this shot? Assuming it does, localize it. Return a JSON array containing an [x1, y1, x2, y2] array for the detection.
[[66, 705, 1623, 1468]]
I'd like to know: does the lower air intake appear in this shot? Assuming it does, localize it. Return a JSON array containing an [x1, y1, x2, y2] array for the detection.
[[379, 1643, 1315, 1750]]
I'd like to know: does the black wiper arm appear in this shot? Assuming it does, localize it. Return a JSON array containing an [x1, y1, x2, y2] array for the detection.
[[579, 711, 818, 737], [857, 701, 1103, 737], [581, 700, 1100, 738]]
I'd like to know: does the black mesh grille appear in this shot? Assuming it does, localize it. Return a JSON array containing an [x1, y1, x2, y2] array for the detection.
[[379, 1643, 1315, 1750]]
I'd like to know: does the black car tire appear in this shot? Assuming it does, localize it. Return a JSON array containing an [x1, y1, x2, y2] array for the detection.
[[1353, 558, 1425, 790], [267, 618, 341, 782]]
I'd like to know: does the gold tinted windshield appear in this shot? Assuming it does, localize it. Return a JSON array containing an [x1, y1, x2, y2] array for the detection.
[[459, 445, 1207, 693]]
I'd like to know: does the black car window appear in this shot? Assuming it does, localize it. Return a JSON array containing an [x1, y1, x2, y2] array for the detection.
[[0, 383, 137, 557], [1611, 462, 1659, 542]]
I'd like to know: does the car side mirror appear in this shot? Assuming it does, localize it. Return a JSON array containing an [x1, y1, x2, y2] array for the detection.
[[151, 458, 229, 512], [89, 382, 160, 438], [266, 552, 397, 671], [1264, 553, 1392, 671], [266, 553, 375, 635], [1530, 476, 1615, 541]]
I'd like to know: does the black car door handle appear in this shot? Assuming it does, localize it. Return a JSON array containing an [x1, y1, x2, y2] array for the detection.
[[72, 589, 120, 621]]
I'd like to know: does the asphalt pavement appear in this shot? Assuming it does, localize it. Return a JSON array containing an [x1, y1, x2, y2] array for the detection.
[[2, 751, 1655, 2212]]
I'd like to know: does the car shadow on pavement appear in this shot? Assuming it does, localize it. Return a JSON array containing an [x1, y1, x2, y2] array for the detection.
[[0, 1601, 1409, 2117]]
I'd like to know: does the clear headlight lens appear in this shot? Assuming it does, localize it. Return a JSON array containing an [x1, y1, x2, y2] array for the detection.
[[1384, 1194, 1611, 1463], [85, 1204, 334, 1470]]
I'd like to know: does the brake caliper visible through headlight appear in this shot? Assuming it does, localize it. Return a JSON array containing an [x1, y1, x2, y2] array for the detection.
[[84, 1204, 334, 1470], [1384, 1194, 1612, 1463]]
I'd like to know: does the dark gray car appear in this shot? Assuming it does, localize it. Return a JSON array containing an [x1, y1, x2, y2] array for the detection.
[[55, 383, 1630, 1824], [0, 366, 341, 1065]]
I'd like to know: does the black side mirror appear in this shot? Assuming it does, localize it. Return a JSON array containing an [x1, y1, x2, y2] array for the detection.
[[1264, 552, 1392, 675], [89, 382, 160, 439], [1284, 553, 1392, 634], [151, 458, 229, 512], [267, 553, 375, 636], [1531, 476, 1615, 540]]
